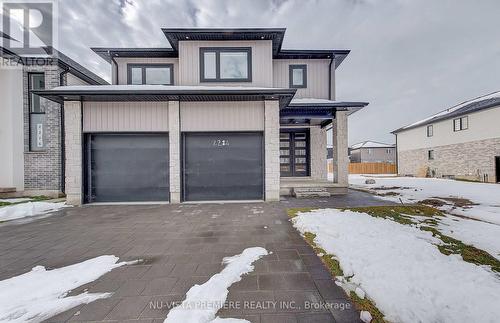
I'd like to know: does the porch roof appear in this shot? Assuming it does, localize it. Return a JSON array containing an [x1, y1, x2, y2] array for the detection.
[[281, 98, 369, 128], [33, 85, 296, 108]]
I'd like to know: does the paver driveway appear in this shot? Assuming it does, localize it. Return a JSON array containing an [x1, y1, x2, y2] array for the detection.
[[0, 190, 390, 323]]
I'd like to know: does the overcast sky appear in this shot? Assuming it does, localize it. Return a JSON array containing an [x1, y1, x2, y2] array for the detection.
[[55, 0, 500, 145]]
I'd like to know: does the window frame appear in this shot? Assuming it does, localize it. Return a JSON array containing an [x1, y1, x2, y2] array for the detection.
[[127, 64, 174, 85], [289, 64, 307, 88], [28, 72, 46, 152], [199, 47, 252, 83], [427, 125, 433, 137], [428, 150, 435, 160], [453, 116, 468, 132]]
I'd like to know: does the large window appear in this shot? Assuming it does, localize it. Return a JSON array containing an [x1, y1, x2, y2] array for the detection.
[[289, 65, 307, 88], [453, 116, 468, 131], [29, 73, 45, 151], [200, 47, 252, 82], [127, 64, 174, 85]]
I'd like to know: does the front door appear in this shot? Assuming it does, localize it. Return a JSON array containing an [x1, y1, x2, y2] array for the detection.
[[280, 130, 310, 177]]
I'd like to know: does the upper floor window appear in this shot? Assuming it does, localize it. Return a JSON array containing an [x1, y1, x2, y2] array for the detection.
[[453, 116, 468, 131], [428, 150, 435, 160], [367, 148, 373, 155], [427, 125, 433, 137], [29, 73, 46, 151], [289, 64, 307, 88], [200, 47, 252, 82], [127, 64, 174, 85], [386, 148, 392, 154]]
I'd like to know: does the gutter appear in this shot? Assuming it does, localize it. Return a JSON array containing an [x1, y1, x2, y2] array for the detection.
[[328, 56, 334, 100]]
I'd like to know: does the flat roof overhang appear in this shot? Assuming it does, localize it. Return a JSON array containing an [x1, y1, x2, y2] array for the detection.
[[34, 87, 297, 109], [162, 28, 286, 54], [91, 48, 177, 63], [275, 50, 350, 68], [281, 101, 369, 128]]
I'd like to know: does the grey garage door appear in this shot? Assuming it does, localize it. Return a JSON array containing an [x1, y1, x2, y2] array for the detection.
[[85, 134, 169, 203], [182, 132, 264, 201]]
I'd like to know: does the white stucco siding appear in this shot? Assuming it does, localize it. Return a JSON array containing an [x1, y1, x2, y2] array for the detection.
[[397, 106, 500, 151], [0, 66, 24, 190]]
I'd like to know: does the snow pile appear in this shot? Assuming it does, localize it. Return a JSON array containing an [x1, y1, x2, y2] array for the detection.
[[292, 209, 500, 323], [0, 202, 67, 222], [0, 255, 132, 322], [165, 247, 268, 323], [349, 175, 500, 258]]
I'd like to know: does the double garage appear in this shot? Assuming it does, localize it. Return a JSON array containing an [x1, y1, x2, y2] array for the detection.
[[82, 101, 265, 203]]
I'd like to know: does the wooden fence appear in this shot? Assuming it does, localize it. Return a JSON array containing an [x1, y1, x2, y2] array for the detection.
[[348, 162, 397, 174]]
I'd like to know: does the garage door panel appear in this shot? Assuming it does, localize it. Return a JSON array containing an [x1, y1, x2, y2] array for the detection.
[[86, 134, 169, 203], [183, 133, 263, 201]]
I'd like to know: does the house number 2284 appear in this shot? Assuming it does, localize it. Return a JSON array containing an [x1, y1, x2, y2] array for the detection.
[[212, 139, 229, 147]]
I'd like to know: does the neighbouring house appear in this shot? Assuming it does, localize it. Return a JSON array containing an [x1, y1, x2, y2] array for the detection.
[[35, 28, 368, 205], [0, 46, 108, 197], [393, 91, 500, 183], [349, 141, 396, 164]]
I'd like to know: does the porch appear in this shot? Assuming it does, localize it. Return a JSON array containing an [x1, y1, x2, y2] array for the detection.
[[280, 177, 348, 197]]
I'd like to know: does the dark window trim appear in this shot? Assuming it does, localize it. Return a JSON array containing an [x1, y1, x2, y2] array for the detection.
[[127, 63, 174, 85], [289, 64, 307, 88], [199, 47, 252, 83], [453, 116, 468, 132], [28, 72, 45, 152], [427, 124, 433, 137]]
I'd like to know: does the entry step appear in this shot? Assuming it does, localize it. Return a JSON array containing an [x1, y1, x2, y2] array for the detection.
[[292, 187, 331, 198], [0, 187, 16, 193]]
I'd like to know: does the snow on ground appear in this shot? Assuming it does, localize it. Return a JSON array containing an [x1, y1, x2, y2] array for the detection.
[[349, 174, 500, 224], [292, 209, 500, 323], [349, 175, 500, 259], [164, 247, 268, 323], [0, 202, 67, 222], [0, 255, 133, 323]]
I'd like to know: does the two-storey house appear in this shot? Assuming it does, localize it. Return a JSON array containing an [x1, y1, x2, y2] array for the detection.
[[393, 91, 500, 182], [37, 28, 368, 205], [0, 46, 107, 197]]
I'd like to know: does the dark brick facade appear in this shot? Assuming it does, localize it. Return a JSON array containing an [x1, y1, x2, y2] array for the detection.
[[22, 63, 64, 192]]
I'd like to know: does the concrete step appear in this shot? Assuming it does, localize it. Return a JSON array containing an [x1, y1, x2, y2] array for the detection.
[[292, 187, 331, 198], [0, 187, 16, 193]]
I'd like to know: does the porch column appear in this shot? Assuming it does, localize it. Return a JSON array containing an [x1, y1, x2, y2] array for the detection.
[[332, 110, 349, 186], [264, 100, 280, 201], [168, 101, 181, 203], [64, 101, 82, 206]]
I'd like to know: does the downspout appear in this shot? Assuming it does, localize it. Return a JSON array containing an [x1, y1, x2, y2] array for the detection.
[[110, 52, 119, 84], [59, 66, 70, 194], [328, 56, 334, 100]]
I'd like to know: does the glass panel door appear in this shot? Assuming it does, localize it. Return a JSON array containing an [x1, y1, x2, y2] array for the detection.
[[280, 130, 310, 177]]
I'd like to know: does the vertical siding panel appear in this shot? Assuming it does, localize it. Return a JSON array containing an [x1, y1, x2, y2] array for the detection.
[[116, 57, 179, 85], [273, 59, 330, 99], [82, 102, 169, 132], [180, 101, 264, 131]]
